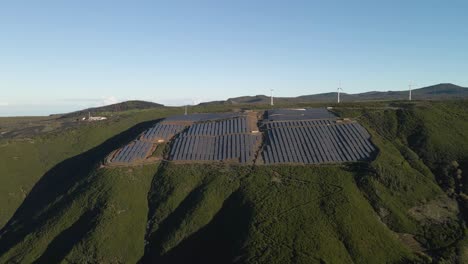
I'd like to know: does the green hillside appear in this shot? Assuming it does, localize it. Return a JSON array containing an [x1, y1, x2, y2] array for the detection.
[[209, 83, 468, 105], [0, 107, 183, 229], [1, 100, 467, 263], [61, 100, 164, 118], [142, 163, 415, 263]]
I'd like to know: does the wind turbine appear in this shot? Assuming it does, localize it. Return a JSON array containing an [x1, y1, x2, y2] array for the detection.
[[270, 89, 274, 106], [337, 81, 343, 103]]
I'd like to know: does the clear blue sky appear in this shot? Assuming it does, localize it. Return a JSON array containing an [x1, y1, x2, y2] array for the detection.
[[1, 0, 467, 116]]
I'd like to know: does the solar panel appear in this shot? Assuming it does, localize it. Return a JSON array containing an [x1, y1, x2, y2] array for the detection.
[[258, 117, 376, 164], [266, 108, 336, 121], [338, 125, 362, 160], [165, 111, 376, 165], [327, 125, 349, 162], [163, 112, 245, 123]]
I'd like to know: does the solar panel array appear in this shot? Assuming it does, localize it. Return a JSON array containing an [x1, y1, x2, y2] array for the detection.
[[185, 117, 249, 136], [169, 116, 260, 164], [107, 108, 375, 166], [264, 119, 335, 128], [170, 134, 261, 163], [262, 121, 376, 164], [108, 113, 245, 165], [111, 140, 153, 164], [141, 123, 186, 141], [266, 108, 336, 121]]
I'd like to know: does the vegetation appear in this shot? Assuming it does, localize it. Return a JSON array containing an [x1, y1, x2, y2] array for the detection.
[[205, 83, 468, 105], [0, 106, 183, 229], [335, 100, 468, 261], [0, 164, 157, 263], [1, 99, 468, 263], [61, 100, 164, 118]]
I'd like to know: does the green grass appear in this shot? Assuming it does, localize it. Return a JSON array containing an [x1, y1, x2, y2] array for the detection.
[[241, 165, 415, 263], [0, 107, 184, 229], [64, 165, 157, 263], [336, 100, 468, 253], [1, 100, 468, 263], [141, 163, 418, 263], [0, 164, 157, 263]]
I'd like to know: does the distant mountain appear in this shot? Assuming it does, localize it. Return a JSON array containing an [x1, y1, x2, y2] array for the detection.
[[200, 83, 468, 105], [61, 84, 468, 117], [62, 100, 164, 118]]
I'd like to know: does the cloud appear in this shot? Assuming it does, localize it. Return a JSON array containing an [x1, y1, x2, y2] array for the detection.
[[158, 96, 220, 106], [62, 96, 121, 107], [62, 98, 102, 103], [0, 102, 9, 106], [99, 96, 120, 106]]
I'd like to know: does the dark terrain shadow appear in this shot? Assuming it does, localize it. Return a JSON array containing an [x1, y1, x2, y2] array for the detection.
[[33, 207, 99, 264], [346, 162, 375, 185], [458, 160, 468, 222], [0, 119, 159, 258], [140, 190, 254, 264], [146, 183, 209, 254]]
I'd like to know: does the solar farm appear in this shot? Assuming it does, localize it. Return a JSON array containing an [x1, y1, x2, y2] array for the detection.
[[105, 108, 377, 166], [140, 123, 187, 142], [169, 115, 262, 164], [110, 140, 153, 164], [261, 120, 376, 164]]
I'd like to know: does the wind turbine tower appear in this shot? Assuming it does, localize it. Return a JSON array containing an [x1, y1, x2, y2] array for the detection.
[[270, 89, 274, 106], [337, 81, 343, 104]]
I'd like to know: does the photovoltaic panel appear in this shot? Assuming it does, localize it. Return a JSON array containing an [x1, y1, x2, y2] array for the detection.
[[163, 112, 245, 122], [266, 108, 336, 121], [261, 119, 376, 164], [110, 139, 156, 164], [142, 123, 186, 142], [170, 121, 261, 164]]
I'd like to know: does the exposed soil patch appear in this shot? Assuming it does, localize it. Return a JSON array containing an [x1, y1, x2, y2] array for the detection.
[[408, 196, 459, 223]]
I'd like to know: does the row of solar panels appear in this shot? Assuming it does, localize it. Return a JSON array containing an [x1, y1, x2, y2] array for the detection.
[[265, 108, 336, 121], [263, 119, 335, 129], [107, 108, 377, 166], [163, 112, 245, 122], [262, 122, 376, 164], [141, 124, 187, 141], [169, 134, 261, 163], [185, 117, 249, 136], [111, 140, 153, 163]]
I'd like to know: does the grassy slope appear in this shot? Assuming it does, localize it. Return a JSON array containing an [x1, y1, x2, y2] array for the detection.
[[143, 164, 415, 264], [240, 165, 413, 264], [1, 100, 467, 263], [335, 101, 468, 259], [0, 107, 184, 229], [64, 165, 156, 263], [0, 164, 156, 263]]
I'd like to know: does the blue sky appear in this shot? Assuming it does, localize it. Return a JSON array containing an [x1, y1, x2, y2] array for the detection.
[[1, 0, 467, 116]]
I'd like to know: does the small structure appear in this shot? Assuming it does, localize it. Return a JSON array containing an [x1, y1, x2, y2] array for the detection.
[[84, 112, 107, 121]]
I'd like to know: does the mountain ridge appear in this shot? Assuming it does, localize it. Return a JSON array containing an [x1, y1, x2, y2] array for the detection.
[[200, 83, 468, 106], [61, 100, 164, 118], [55, 83, 468, 116], [1, 100, 468, 263]]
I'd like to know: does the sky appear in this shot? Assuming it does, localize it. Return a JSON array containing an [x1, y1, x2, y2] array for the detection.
[[1, 0, 468, 116]]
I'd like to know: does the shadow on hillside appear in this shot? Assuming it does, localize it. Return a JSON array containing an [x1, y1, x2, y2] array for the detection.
[[140, 190, 254, 264], [458, 160, 468, 223], [147, 183, 210, 253], [34, 207, 100, 264], [0, 119, 160, 260]]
